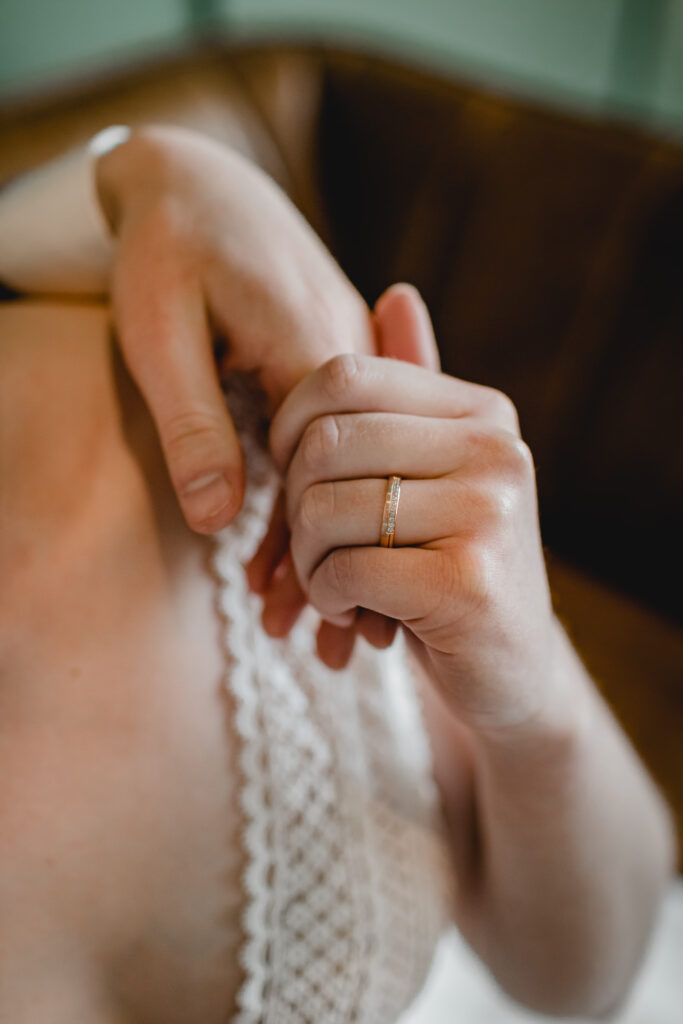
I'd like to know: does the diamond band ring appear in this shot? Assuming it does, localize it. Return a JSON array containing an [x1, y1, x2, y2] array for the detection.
[[379, 475, 402, 548]]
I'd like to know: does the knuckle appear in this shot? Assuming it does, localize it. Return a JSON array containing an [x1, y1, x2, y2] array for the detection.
[[320, 353, 361, 402], [467, 428, 533, 481], [483, 387, 520, 432], [326, 546, 355, 596], [300, 414, 341, 473], [308, 546, 355, 618], [506, 436, 535, 480], [297, 483, 336, 536], [466, 428, 506, 465], [455, 542, 495, 614], [162, 407, 228, 467], [140, 197, 185, 247], [466, 485, 511, 532]]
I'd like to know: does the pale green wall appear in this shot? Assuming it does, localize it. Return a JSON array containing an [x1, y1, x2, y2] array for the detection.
[[225, 0, 682, 127], [655, 0, 683, 125], [0, 0, 185, 92], [0, 0, 681, 130], [228, 0, 623, 109]]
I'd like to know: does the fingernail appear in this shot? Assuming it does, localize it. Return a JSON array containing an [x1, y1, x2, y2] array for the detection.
[[182, 472, 233, 527]]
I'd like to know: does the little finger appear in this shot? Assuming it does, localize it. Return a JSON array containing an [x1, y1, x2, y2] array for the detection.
[[316, 617, 359, 671], [308, 545, 451, 626]]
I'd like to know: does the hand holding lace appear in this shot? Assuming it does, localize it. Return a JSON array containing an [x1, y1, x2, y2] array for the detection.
[[268, 284, 561, 738], [97, 125, 374, 534], [266, 284, 676, 1018]]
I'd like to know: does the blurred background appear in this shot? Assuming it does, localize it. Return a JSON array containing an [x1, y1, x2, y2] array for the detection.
[[1, 0, 682, 132]]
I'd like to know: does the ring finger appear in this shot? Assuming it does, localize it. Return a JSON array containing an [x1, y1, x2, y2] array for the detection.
[[291, 475, 466, 590], [285, 411, 485, 527]]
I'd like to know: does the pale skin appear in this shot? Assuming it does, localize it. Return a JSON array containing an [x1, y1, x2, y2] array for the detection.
[[259, 287, 677, 1015], [0, 127, 675, 1018], [95, 125, 375, 533], [0, 303, 244, 1022]]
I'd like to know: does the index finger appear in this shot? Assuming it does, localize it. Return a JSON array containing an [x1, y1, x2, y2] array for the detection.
[[269, 353, 511, 474]]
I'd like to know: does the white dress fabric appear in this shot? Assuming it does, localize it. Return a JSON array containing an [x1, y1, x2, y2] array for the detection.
[[214, 384, 454, 1024]]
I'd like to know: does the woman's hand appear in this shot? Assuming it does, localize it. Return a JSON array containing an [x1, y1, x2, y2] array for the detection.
[[267, 285, 562, 737], [257, 296, 676, 1022], [96, 125, 374, 533]]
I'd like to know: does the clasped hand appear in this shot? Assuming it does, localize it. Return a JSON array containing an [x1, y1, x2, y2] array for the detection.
[[251, 286, 561, 736]]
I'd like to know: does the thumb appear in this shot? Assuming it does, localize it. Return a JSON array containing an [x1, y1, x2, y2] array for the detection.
[[114, 263, 245, 534], [373, 283, 441, 371]]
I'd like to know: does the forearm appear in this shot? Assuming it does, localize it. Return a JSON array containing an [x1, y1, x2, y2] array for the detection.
[[456, 620, 676, 1017]]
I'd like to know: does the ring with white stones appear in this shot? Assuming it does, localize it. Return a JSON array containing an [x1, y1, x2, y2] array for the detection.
[[379, 475, 402, 548]]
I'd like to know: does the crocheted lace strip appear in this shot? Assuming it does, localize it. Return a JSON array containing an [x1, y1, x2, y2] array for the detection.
[[211, 395, 453, 1024]]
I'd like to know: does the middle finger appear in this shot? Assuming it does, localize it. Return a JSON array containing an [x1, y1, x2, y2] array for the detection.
[[286, 411, 472, 527]]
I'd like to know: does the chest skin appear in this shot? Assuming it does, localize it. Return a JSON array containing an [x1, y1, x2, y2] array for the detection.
[[0, 302, 244, 1024]]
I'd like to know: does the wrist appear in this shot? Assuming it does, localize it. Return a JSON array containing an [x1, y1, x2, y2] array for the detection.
[[474, 618, 596, 760]]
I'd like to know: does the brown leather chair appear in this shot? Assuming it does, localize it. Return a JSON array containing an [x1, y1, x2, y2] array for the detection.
[[2, 41, 681, 859]]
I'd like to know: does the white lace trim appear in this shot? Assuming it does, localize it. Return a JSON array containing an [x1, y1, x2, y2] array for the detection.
[[211, 386, 454, 1024]]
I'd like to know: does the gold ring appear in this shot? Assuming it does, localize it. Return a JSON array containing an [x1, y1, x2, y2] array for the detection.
[[379, 475, 401, 547]]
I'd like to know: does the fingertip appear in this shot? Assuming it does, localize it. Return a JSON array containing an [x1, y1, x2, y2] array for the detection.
[[374, 281, 422, 316], [373, 282, 440, 372], [357, 610, 398, 649], [244, 557, 265, 594], [244, 542, 279, 595], [179, 471, 243, 534], [259, 551, 307, 637], [316, 619, 357, 670], [261, 600, 305, 638]]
